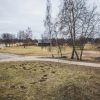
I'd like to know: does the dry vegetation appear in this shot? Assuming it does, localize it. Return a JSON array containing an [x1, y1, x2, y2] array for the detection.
[[84, 44, 100, 51], [0, 46, 71, 56], [0, 61, 100, 100], [0, 44, 100, 63], [0, 44, 99, 56], [0, 45, 99, 62]]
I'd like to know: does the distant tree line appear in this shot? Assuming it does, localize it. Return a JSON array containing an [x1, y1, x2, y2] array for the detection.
[[0, 33, 16, 47], [0, 27, 35, 48]]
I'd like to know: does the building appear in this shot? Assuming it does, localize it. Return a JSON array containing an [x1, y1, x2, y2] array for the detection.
[[37, 39, 51, 46]]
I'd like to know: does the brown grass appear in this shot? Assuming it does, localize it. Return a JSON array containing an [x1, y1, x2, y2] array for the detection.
[[0, 46, 71, 56], [0, 61, 100, 100]]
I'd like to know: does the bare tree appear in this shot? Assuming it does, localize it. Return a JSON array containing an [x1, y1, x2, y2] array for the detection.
[[1, 33, 15, 47], [18, 27, 33, 48], [44, 0, 53, 57], [57, 0, 100, 60], [53, 20, 65, 57], [26, 27, 33, 41], [58, 0, 81, 60], [77, 6, 100, 60], [18, 30, 25, 46]]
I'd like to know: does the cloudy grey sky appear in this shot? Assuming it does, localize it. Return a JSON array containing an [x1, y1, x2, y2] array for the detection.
[[0, 0, 100, 39]]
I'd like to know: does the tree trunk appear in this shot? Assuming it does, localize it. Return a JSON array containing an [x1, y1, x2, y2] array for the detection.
[[71, 47, 75, 59], [59, 46, 63, 58], [80, 50, 83, 60], [71, 47, 79, 60], [71, 6, 79, 60], [80, 46, 85, 61], [75, 49, 79, 60]]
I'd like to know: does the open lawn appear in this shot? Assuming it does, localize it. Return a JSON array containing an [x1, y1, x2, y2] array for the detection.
[[0, 61, 100, 100], [0, 45, 99, 62], [84, 44, 100, 51], [0, 46, 71, 56], [0, 44, 99, 55]]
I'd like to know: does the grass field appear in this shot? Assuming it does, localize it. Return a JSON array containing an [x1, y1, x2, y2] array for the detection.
[[84, 44, 100, 51], [0, 61, 100, 100], [0, 44, 99, 56], [0, 46, 71, 56]]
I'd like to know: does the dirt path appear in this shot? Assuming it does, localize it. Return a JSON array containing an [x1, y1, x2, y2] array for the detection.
[[0, 53, 100, 68]]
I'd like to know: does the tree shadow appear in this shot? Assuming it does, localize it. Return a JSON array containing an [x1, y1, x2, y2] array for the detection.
[[94, 57, 100, 62]]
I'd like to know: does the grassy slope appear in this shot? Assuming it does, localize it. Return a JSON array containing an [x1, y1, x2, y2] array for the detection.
[[0, 61, 100, 100]]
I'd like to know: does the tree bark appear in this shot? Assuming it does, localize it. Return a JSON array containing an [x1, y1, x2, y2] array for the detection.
[[80, 45, 85, 61], [71, 47, 79, 60]]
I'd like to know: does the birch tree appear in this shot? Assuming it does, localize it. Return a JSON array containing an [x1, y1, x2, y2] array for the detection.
[[44, 0, 53, 56], [57, 0, 100, 60]]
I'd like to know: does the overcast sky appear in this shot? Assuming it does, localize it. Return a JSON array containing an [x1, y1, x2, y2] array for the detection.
[[0, 0, 100, 39]]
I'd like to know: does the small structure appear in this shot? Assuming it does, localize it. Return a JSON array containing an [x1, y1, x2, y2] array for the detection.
[[37, 39, 51, 46]]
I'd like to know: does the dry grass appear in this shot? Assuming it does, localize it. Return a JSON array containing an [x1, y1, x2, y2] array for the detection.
[[84, 43, 100, 51], [0, 61, 100, 100], [0, 44, 99, 56], [0, 46, 71, 56], [0, 43, 99, 55], [0, 46, 49, 56], [0, 45, 99, 62]]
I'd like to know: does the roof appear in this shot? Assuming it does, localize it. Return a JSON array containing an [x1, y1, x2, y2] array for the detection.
[[38, 39, 51, 44]]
